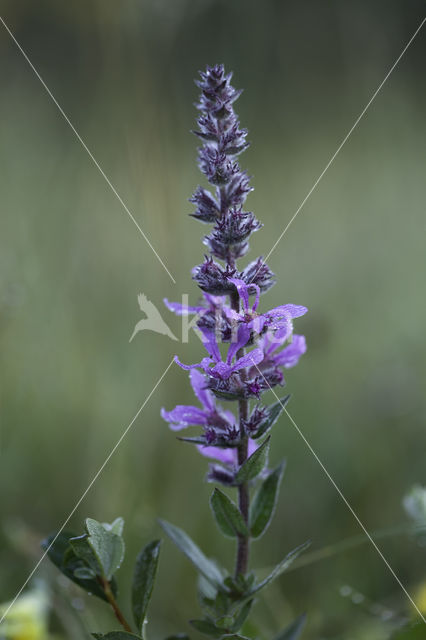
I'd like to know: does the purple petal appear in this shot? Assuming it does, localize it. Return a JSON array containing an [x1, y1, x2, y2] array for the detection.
[[174, 355, 203, 371], [248, 314, 268, 335], [197, 444, 237, 466], [274, 334, 307, 368], [260, 323, 293, 356], [250, 284, 260, 311], [227, 277, 250, 312], [232, 347, 264, 372], [210, 361, 234, 380], [247, 438, 259, 457], [198, 326, 221, 362], [268, 304, 308, 319], [228, 277, 260, 312], [164, 298, 204, 315], [227, 324, 251, 364], [161, 406, 209, 431], [190, 368, 215, 411]]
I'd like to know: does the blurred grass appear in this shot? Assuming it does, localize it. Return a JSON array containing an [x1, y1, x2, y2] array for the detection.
[[1, 0, 426, 638]]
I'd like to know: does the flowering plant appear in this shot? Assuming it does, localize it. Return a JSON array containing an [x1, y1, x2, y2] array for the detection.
[[41, 65, 310, 640]]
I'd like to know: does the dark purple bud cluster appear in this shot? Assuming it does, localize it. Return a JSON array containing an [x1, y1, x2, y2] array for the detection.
[[203, 208, 262, 261], [190, 64, 274, 288], [192, 257, 236, 295]]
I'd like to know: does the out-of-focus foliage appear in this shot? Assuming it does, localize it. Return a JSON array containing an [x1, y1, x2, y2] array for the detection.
[[1, 1, 425, 638], [0, 587, 49, 640]]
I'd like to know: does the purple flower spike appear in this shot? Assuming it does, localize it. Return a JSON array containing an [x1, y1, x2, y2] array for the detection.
[[163, 64, 308, 485]]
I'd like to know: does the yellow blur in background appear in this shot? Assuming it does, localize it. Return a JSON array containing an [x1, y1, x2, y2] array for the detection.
[[0, 589, 49, 640]]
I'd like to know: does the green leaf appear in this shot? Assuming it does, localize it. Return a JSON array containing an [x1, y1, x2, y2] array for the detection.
[[164, 636, 190, 640], [250, 462, 286, 539], [85, 518, 125, 580], [252, 396, 291, 439], [190, 619, 222, 637], [159, 520, 224, 590], [73, 566, 96, 579], [229, 600, 253, 632], [92, 633, 142, 639], [42, 531, 116, 602], [69, 534, 101, 574], [248, 541, 311, 597], [210, 489, 249, 538], [102, 517, 125, 536], [234, 438, 270, 485], [132, 539, 161, 635], [273, 613, 306, 640]]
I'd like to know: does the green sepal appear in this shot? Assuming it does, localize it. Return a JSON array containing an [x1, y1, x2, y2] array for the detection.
[[248, 541, 311, 597], [250, 461, 286, 539], [159, 520, 225, 591], [210, 489, 249, 538], [273, 613, 307, 640], [211, 389, 243, 401], [178, 436, 239, 448], [189, 619, 223, 637], [251, 396, 291, 439], [85, 518, 125, 580], [132, 539, 161, 635], [234, 438, 270, 485], [42, 531, 117, 602]]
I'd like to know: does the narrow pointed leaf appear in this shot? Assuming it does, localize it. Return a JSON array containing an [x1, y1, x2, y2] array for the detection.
[[132, 539, 161, 634], [159, 520, 224, 590], [234, 437, 270, 485], [273, 613, 307, 640], [190, 619, 222, 637], [248, 541, 311, 596], [210, 489, 249, 538], [252, 396, 290, 439], [230, 599, 253, 632], [85, 518, 125, 580], [250, 462, 286, 538]]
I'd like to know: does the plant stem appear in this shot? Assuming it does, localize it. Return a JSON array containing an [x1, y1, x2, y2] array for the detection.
[[229, 287, 251, 578], [235, 398, 250, 577], [100, 577, 133, 633]]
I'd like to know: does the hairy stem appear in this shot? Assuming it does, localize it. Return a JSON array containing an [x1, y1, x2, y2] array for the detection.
[[100, 577, 133, 633]]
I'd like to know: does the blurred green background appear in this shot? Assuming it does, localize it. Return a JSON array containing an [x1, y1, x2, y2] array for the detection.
[[1, 1, 425, 638]]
